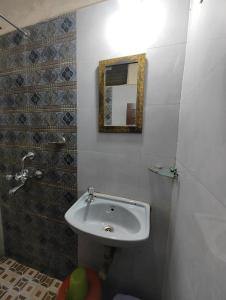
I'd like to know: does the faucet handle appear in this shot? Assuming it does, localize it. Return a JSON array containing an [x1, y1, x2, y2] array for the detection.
[[87, 186, 95, 195], [22, 152, 35, 161], [21, 152, 35, 170], [34, 170, 43, 179]]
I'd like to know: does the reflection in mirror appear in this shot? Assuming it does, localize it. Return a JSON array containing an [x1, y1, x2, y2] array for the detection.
[[104, 62, 138, 126], [99, 53, 146, 133]]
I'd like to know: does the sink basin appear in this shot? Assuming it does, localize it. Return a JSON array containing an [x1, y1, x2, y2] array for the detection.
[[65, 192, 150, 247]]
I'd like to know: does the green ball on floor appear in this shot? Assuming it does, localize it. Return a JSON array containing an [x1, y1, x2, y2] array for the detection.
[[66, 267, 88, 300]]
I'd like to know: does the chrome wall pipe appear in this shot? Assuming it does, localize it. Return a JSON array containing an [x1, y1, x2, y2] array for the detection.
[[0, 14, 30, 38]]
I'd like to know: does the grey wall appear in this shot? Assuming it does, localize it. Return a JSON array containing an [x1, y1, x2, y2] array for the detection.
[[163, 0, 226, 299], [77, 0, 190, 299]]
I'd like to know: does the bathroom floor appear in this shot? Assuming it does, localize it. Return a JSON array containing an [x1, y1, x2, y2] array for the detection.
[[0, 257, 61, 299]]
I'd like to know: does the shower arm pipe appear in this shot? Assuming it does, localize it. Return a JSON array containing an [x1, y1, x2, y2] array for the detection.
[[0, 14, 29, 37]]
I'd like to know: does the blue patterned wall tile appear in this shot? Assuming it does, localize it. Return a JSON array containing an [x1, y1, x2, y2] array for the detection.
[[27, 24, 42, 43], [0, 12, 77, 279], [44, 169, 77, 188], [0, 130, 76, 147], [0, 40, 76, 73], [5, 131, 16, 145], [8, 52, 26, 69], [6, 114, 16, 126], [0, 114, 6, 126], [46, 169, 61, 184], [16, 131, 28, 144], [16, 113, 30, 126], [12, 32, 25, 46], [43, 112, 59, 127], [61, 65, 76, 82], [15, 93, 28, 107], [43, 150, 77, 169], [30, 112, 44, 127], [24, 14, 76, 45], [0, 131, 4, 143], [0, 35, 10, 49], [1, 30, 27, 49], [28, 49, 41, 64], [60, 111, 76, 127], [32, 132, 43, 144], [10, 185, 77, 221], [27, 70, 42, 86], [60, 171, 76, 187], [1, 206, 77, 279], [42, 68, 59, 84], [44, 132, 59, 143], [41, 45, 58, 62], [0, 75, 14, 89], [28, 91, 51, 106], [0, 54, 8, 70], [15, 74, 26, 87], [1, 67, 76, 90], [59, 15, 76, 34], [59, 41, 76, 60], [4, 95, 15, 108], [0, 147, 77, 172], [62, 151, 77, 168]]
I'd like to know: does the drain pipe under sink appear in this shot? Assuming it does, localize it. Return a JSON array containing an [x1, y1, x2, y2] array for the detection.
[[99, 246, 116, 280]]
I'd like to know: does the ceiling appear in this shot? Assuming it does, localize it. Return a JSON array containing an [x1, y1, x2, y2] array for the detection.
[[0, 0, 106, 35]]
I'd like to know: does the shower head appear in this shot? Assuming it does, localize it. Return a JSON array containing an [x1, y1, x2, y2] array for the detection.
[[0, 14, 30, 39]]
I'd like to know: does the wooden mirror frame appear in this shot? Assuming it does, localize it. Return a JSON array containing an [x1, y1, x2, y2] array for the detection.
[[98, 53, 146, 133]]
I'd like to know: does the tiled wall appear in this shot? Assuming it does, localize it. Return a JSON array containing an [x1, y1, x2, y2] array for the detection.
[[77, 1, 190, 299], [163, 1, 226, 299], [0, 13, 77, 279]]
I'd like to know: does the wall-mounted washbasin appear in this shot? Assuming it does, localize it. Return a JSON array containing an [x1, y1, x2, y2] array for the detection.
[[65, 191, 150, 247]]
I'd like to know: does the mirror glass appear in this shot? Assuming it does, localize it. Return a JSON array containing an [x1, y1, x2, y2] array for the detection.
[[99, 53, 145, 133], [104, 62, 138, 126]]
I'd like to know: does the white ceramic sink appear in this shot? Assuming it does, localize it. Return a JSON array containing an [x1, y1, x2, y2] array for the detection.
[[65, 192, 150, 247]]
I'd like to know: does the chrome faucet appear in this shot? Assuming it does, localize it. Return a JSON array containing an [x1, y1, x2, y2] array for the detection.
[[87, 186, 95, 203], [6, 151, 43, 196], [9, 182, 27, 196], [21, 152, 35, 171]]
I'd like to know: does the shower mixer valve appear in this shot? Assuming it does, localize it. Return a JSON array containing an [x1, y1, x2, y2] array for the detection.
[[6, 151, 43, 196]]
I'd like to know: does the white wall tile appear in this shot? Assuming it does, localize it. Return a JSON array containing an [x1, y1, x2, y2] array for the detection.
[[77, 0, 189, 298], [155, 0, 190, 47], [146, 44, 186, 106], [188, 0, 226, 43], [165, 1, 226, 299], [177, 46, 226, 207], [164, 163, 226, 300], [142, 105, 179, 158], [78, 150, 141, 200]]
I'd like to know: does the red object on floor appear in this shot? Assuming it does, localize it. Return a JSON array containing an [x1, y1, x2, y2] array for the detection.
[[57, 276, 70, 300], [57, 268, 102, 300]]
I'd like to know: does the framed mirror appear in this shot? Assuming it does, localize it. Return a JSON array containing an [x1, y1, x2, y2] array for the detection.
[[99, 53, 146, 133]]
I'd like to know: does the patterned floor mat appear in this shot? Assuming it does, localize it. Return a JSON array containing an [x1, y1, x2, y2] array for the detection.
[[0, 257, 62, 299]]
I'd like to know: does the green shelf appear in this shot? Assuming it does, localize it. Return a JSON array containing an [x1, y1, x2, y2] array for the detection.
[[148, 166, 178, 179]]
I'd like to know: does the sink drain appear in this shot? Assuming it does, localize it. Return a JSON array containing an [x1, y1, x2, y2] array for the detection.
[[104, 225, 114, 232]]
